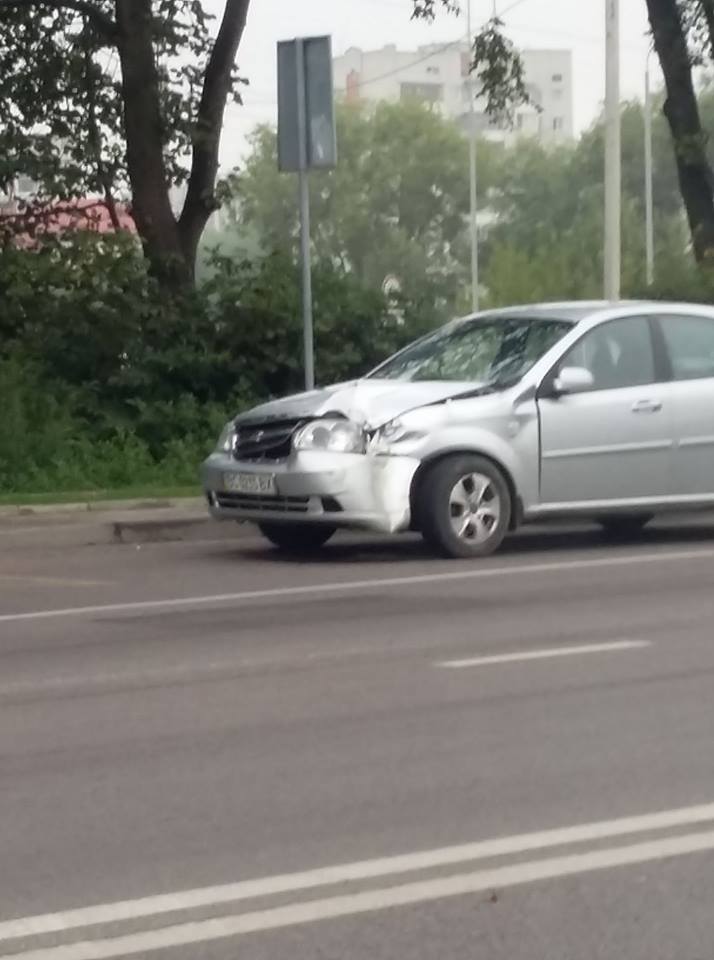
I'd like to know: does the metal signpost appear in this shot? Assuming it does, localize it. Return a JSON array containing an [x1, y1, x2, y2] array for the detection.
[[277, 36, 337, 391]]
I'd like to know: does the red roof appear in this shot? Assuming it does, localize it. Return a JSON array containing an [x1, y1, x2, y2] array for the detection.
[[1, 197, 136, 246]]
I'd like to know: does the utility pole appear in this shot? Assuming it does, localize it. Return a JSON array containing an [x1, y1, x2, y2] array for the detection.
[[294, 39, 315, 391], [644, 46, 655, 287], [466, 0, 479, 313], [604, 0, 621, 301]]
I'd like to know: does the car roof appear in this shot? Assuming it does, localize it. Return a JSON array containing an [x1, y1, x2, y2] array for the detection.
[[459, 300, 714, 326], [458, 300, 652, 325]]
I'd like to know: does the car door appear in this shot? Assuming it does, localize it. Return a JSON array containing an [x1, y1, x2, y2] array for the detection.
[[656, 312, 714, 497], [537, 315, 673, 508]]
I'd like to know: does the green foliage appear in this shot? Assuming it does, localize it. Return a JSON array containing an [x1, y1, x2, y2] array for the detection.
[[0, 350, 199, 491], [0, 0, 249, 288], [630, 257, 714, 302], [471, 17, 532, 125], [6, 74, 714, 497], [411, 0, 460, 19], [0, 232, 431, 494], [479, 95, 699, 305], [224, 101, 501, 320], [0, 1, 219, 199], [411, 1, 530, 120], [224, 95, 697, 315], [483, 194, 686, 307]]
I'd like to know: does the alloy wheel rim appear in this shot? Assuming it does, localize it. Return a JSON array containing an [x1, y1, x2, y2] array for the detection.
[[448, 472, 501, 544]]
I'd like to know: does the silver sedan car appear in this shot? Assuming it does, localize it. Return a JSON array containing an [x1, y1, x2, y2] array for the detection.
[[202, 301, 714, 558]]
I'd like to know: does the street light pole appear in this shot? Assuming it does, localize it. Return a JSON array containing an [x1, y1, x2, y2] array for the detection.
[[466, 0, 479, 313], [604, 0, 621, 301], [644, 47, 655, 287]]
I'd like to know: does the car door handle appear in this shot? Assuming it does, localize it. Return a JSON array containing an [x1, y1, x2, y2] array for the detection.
[[631, 399, 662, 414]]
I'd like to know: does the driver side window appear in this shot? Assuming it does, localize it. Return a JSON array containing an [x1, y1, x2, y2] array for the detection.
[[561, 316, 656, 392]]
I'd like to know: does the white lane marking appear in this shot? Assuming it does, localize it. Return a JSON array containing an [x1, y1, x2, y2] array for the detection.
[[9, 828, 714, 959], [437, 640, 651, 670], [3, 801, 714, 942], [1, 546, 713, 625]]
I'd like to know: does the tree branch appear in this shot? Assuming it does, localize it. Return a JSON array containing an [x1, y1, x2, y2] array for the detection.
[[411, 0, 460, 21], [178, 0, 249, 262], [0, 0, 117, 40]]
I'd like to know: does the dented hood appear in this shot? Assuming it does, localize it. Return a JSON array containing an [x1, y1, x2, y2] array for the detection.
[[236, 379, 481, 430]]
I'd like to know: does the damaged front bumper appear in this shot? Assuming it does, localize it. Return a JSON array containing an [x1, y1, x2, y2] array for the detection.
[[201, 450, 420, 534]]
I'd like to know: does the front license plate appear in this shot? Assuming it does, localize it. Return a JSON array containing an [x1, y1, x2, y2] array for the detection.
[[223, 472, 276, 496]]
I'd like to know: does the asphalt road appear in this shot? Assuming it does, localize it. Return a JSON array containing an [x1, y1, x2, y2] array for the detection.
[[3, 520, 714, 958]]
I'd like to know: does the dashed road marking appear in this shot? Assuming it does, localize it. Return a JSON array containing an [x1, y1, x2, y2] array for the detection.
[[437, 639, 651, 669]]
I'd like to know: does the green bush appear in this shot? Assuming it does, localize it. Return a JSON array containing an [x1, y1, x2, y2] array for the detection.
[[0, 236, 432, 495], [0, 353, 210, 492]]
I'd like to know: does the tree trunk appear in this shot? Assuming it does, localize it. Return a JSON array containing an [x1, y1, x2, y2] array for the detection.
[[115, 0, 188, 286], [177, 0, 250, 277], [646, 0, 714, 265]]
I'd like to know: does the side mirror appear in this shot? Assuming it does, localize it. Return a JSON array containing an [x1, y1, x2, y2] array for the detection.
[[552, 366, 594, 396]]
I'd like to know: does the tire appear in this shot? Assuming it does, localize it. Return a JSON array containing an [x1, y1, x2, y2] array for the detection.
[[419, 455, 512, 559], [258, 522, 336, 553], [598, 514, 653, 540]]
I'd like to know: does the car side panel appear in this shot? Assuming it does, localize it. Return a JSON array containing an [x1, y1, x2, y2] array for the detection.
[[414, 396, 541, 512]]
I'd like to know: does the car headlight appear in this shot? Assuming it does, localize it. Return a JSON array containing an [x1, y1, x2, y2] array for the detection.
[[293, 418, 366, 454], [215, 422, 236, 454]]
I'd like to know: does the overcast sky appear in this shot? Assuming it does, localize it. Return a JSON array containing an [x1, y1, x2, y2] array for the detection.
[[210, 0, 654, 170]]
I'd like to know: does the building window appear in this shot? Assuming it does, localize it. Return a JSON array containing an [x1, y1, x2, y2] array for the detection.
[[553, 117, 564, 132], [426, 65, 440, 75], [552, 73, 563, 83], [400, 82, 443, 104], [16, 176, 36, 194]]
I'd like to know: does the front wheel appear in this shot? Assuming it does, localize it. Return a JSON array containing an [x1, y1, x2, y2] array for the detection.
[[258, 522, 336, 554], [418, 455, 511, 559]]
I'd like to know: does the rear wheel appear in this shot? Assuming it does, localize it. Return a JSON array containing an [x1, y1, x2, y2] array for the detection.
[[598, 514, 653, 540], [258, 522, 336, 553], [419, 455, 511, 559]]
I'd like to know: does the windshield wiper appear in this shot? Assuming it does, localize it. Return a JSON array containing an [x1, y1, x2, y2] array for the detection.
[[427, 384, 496, 405]]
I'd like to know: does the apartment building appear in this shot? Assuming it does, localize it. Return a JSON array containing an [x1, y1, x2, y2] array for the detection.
[[333, 42, 574, 146]]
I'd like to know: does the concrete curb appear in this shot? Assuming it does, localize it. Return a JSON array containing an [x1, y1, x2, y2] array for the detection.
[[0, 496, 205, 519], [112, 516, 241, 545], [0, 502, 249, 550]]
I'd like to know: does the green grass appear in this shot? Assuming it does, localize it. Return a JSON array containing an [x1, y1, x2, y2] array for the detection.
[[0, 484, 202, 508]]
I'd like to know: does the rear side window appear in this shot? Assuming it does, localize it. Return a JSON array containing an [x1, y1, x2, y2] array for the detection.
[[659, 314, 714, 381]]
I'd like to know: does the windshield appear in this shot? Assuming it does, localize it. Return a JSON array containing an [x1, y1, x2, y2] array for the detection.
[[370, 317, 572, 386]]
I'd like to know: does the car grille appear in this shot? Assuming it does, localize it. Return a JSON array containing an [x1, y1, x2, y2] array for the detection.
[[215, 492, 310, 514], [232, 419, 302, 462]]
